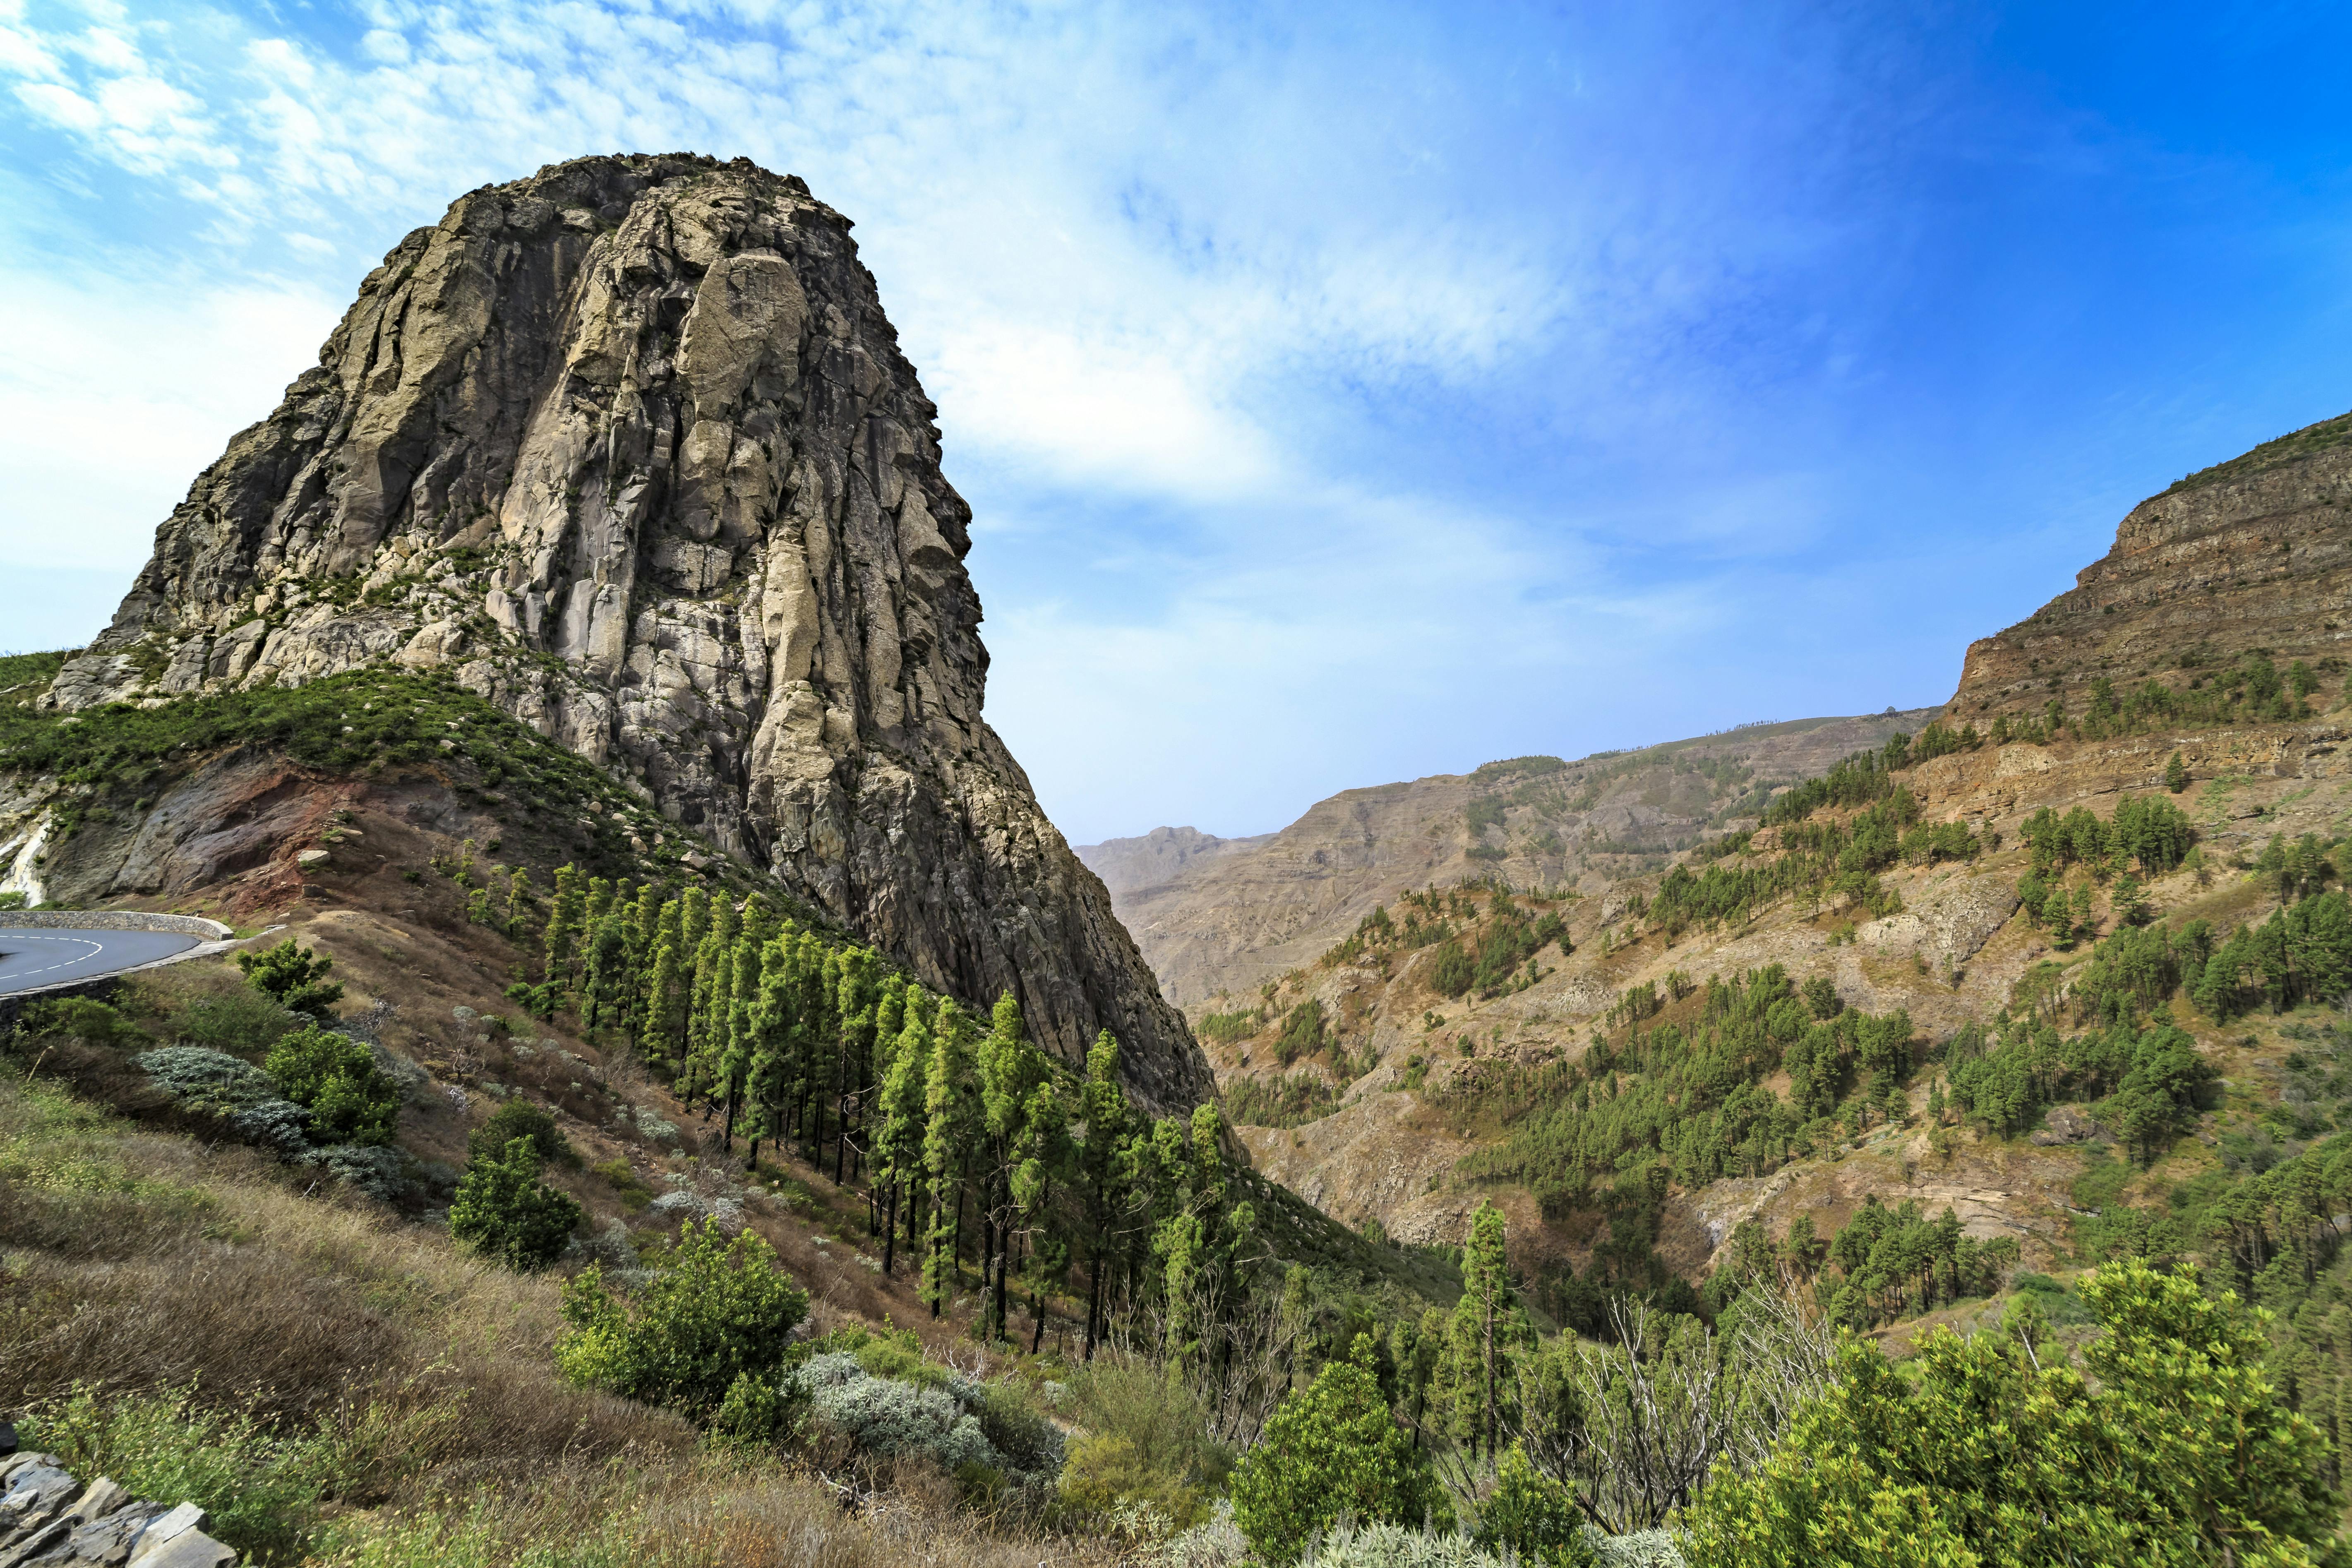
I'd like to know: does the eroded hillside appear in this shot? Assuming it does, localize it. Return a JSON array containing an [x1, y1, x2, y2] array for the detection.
[[1112, 404, 2352, 1348], [1077, 708, 1937, 1007]]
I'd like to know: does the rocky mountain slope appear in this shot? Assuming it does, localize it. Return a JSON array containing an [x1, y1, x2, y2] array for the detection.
[[1102, 408, 2352, 1312], [1951, 406, 2352, 721], [24, 153, 1205, 1113], [1078, 710, 1937, 1006]]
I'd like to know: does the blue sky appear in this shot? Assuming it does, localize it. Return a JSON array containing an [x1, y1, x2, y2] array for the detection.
[[2, 2, 2349, 845]]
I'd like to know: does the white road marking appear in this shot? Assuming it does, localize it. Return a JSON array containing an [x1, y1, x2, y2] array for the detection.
[[0, 935, 109, 977]]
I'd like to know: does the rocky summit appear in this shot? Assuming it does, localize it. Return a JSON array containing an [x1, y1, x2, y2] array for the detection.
[[1950, 408, 2352, 721], [43, 153, 1207, 1113]]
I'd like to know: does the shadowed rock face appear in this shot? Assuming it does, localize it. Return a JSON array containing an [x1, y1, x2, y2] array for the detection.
[[55, 151, 1209, 1114]]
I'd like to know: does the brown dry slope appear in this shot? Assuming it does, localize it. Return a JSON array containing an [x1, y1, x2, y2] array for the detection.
[[1078, 710, 1937, 1006], [26, 153, 1206, 1112], [1120, 404, 2352, 1300]]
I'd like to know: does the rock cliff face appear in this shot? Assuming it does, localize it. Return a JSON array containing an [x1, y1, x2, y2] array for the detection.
[[49, 152, 1208, 1114], [1950, 408, 2352, 718]]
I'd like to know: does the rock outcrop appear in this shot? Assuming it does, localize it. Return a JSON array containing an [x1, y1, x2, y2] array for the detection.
[[46, 153, 1207, 1113], [0, 1444, 235, 1567], [1950, 407, 2352, 719]]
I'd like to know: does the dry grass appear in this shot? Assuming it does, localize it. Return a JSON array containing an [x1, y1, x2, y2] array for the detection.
[[0, 1054, 1127, 1565], [314, 1455, 1122, 1568], [0, 1069, 685, 1477]]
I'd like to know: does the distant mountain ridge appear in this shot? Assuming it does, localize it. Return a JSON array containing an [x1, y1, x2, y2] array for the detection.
[[1076, 708, 1939, 1006]]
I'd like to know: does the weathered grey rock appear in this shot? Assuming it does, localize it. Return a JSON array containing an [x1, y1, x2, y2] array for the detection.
[[2031, 1104, 2109, 1146], [1, 1462, 77, 1520], [55, 153, 1208, 1114], [0, 1457, 234, 1568]]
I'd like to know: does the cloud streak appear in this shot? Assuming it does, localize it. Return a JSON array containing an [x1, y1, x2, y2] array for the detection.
[[5, 0, 2344, 840]]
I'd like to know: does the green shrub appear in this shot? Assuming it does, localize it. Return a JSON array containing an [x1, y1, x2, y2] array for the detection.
[[264, 1025, 400, 1146], [175, 988, 301, 1057], [592, 1156, 655, 1210], [237, 939, 345, 1016], [557, 1219, 808, 1419], [1685, 1258, 2337, 1565], [1231, 1342, 1448, 1563], [18, 995, 146, 1049], [21, 1384, 328, 1561], [467, 1099, 578, 1169], [1473, 1445, 1595, 1567], [449, 1136, 581, 1270], [814, 1321, 931, 1383], [708, 1368, 805, 1448], [135, 1045, 315, 1157], [1063, 1359, 1232, 1531]]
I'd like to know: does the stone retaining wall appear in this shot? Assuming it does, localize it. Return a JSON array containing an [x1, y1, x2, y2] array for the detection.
[[0, 912, 240, 1030], [0, 911, 232, 940], [0, 1444, 236, 1566]]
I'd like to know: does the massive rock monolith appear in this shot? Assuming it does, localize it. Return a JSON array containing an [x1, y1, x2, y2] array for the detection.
[[53, 152, 1210, 1112]]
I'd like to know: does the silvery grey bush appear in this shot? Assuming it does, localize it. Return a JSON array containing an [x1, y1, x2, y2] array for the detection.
[[806, 1366, 996, 1472]]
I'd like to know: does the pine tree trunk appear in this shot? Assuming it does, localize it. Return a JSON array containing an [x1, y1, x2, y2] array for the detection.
[[981, 1215, 999, 1337], [882, 1181, 899, 1275], [1086, 1246, 1106, 1361], [993, 1230, 1012, 1342]]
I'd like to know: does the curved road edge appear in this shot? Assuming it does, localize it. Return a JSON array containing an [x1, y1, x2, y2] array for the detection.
[[0, 910, 244, 1023]]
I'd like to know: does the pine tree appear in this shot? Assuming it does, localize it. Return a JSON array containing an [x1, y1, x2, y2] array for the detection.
[[1152, 1103, 1255, 1374], [505, 867, 533, 935], [1011, 1073, 1069, 1350], [581, 915, 628, 1030], [2165, 750, 2189, 793], [832, 948, 882, 1183], [1076, 1031, 1135, 1358], [795, 938, 840, 1160], [745, 936, 798, 1170], [717, 931, 764, 1150], [1452, 1201, 1514, 1460], [875, 987, 934, 1276], [544, 864, 585, 990], [641, 937, 686, 1071], [680, 898, 736, 1110], [922, 999, 979, 1317], [977, 992, 1051, 1340]]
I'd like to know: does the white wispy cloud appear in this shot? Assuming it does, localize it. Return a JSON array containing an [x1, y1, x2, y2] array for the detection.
[[0, 0, 1942, 838]]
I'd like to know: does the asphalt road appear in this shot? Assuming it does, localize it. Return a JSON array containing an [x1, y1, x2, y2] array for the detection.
[[0, 927, 204, 996]]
